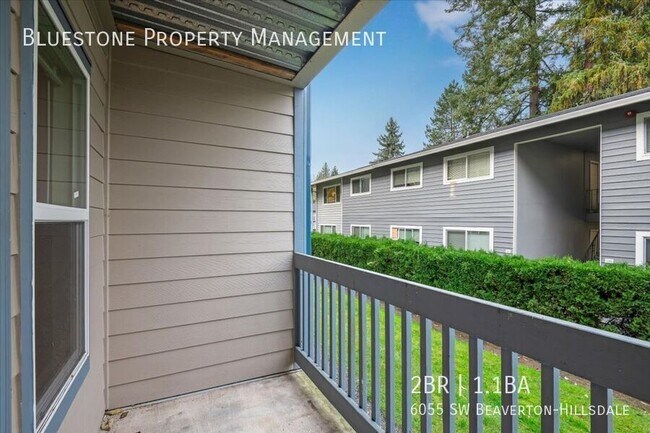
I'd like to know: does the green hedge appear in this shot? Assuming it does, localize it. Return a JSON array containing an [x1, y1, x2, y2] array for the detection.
[[311, 233, 650, 340]]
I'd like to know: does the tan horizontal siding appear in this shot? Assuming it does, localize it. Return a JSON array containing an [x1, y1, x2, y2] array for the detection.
[[108, 46, 295, 407], [109, 310, 293, 361], [108, 350, 294, 408]]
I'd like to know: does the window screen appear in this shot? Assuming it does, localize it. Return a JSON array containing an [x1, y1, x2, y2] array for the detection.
[[446, 158, 466, 181], [352, 177, 370, 194], [467, 231, 490, 251], [35, 222, 84, 423], [645, 118, 650, 154], [351, 226, 370, 238], [446, 230, 466, 249], [468, 152, 490, 178], [393, 170, 406, 188], [645, 238, 650, 265], [321, 225, 336, 234]]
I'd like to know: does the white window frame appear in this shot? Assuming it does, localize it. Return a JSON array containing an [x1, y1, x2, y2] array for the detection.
[[350, 174, 371, 196], [350, 224, 372, 238], [635, 231, 650, 265], [33, 1, 90, 430], [443, 146, 495, 185], [390, 162, 423, 191], [443, 227, 494, 252], [389, 225, 423, 244], [636, 111, 650, 161], [322, 184, 341, 205], [320, 224, 337, 234]]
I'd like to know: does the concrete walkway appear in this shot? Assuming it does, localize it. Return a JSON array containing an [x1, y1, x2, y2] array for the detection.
[[102, 371, 354, 433]]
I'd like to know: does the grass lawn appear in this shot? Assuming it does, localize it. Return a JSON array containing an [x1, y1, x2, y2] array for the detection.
[[309, 287, 649, 432]]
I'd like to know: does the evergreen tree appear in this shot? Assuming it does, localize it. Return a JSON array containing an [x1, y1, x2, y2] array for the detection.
[[331, 166, 339, 176], [448, 0, 566, 125], [550, 0, 650, 111], [371, 117, 405, 163], [424, 80, 469, 148], [314, 162, 330, 180]]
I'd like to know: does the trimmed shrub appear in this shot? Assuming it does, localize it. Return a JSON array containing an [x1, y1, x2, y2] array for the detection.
[[311, 233, 650, 340]]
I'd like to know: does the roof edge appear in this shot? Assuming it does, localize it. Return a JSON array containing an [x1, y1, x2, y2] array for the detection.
[[312, 88, 650, 185]]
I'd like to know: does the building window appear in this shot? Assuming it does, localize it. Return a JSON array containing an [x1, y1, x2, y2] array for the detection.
[[390, 226, 422, 243], [323, 185, 340, 204], [350, 174, 371, 196], [351, 225, 371, 238], [443, 227, 493, 251], [635, 232, 650, 265], [636, 112, 650, 161], [443, 147, 494, 184], [321, 225, 337, 234], [391, 163, 422, 191], [34, 1, 89, 427]]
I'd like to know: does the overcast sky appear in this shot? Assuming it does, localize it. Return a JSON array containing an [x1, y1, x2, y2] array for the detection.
[[310, 0, 467, 178]]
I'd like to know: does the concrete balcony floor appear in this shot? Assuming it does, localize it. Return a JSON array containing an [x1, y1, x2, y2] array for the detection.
[[102, 370, 354, 433]]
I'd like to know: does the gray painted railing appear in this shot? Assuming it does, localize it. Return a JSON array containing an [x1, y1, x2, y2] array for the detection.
[[293, 253, 650, 433]]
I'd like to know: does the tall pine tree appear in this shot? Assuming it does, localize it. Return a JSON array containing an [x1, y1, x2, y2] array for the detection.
[[424, 80, 469, 148], [448, 0, 565, 124], [551, 0, 650, 111], [314, 162, 330, 180], [371, 117, 405, 163]]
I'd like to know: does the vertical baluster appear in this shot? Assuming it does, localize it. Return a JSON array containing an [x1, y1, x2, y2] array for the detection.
[[348, 289, 356, 398], [590, 384, 612, 433], [420, 317, 432, 433], [469, 337, 484, 433], [386, 304, 396, 433], [322, 278, 327, 371], [302, 272, 308, 352], [315, 276, 320, 365], [371, 298, 380, 422], [306, 273, 312, 358], [295, 269, 302, 349], [541, 365, 559, 433], [330, 281, 335, 379], [501, 349, 518, 433], [339, 285, 347, 390], [442, 326, 456, 433], [402, 310, 413, 433], [359, 293, 368, 411]]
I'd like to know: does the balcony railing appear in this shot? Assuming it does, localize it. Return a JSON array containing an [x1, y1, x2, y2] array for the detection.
[[293, 253, 649, 433]]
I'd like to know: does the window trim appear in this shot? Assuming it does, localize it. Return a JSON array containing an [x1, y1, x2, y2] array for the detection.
[[443, 146, 495, 185], [443, 227, 494, 252], [390, 162, 423, 191], [635, 111, 650, 161], [33, 1, 90, 431], [350, 174, 371, 196], [322, 184, 341, 205], [320, 224, 337, 234], [635, 231, 650, 265], [350, 224, 372, 237], [389, 225, 423, 244]]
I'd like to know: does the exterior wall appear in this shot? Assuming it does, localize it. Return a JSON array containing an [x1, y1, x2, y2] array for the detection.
[[9, 2, 21, 431], [57, 0, 110, 431], [316, 180, 343, 234], [107, 46, 295, 408], [341, 143, 515, 253], [516, 141, 590, 259], [600, 106, 650, 264]]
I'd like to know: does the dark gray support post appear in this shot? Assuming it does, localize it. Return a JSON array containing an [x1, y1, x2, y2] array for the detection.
[[501, 349, 518, 433], [294, 269, 302, 347], [348, 289, 356, 398], [469, 337, 484, 433], [359, 293, 368, 411], [420, 317, 432, 433], [307, 273, 312, 358], [0, 2, 12, 431], [402, 310, 413, 433], [371, 298, 380, 422], [322, 278, 327, 371], [541, 365, 559, 433], [442, 326, 456, 433], [386, 304, 396, 433], [590, 384, 612, 433], [339, 284, 346, 390]]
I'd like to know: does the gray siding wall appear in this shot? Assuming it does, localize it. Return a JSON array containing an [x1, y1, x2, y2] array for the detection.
[[341, 143, 515, 253], [107, 46, 295, 408], [600, 105, 650, 264], [516, 141, 591, 259], [316, 180, 343, 233]]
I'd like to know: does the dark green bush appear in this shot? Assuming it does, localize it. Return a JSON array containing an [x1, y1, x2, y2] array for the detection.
[[311, 233, 650, 340]]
